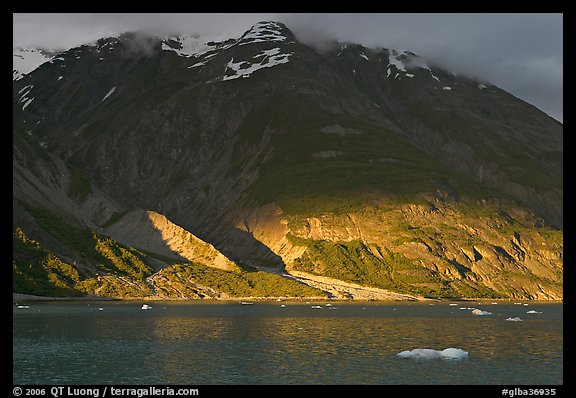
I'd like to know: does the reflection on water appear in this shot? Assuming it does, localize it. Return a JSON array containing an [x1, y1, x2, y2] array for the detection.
[[13, 302, 562, 384]]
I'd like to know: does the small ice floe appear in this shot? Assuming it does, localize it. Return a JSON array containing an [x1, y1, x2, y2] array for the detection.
[[325, 303, 332, 307], [141, 304, 152, 310], [506, 317, 523, 322], [17, 305, 30, 309], [397, 348, 468, 360], [311, 305, 323, 309], [240, 302, 253, 305], [98, 307, 104, 311], [471, 309, 492, 316], [526, 310, 543, 314], [280, 304, 286, 308], [523, 304, 529, 306], [459, 307, 467, 310], [491, 302, 498, 305], [467, 307, 476, 310], [449, 303, 458, 306]]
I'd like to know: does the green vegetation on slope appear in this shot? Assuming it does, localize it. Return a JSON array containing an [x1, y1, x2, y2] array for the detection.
[[158, 263, 325, 298], [22, 205, 154, 280], [291, 238, 500, 298], [13, 228, 83, 297]]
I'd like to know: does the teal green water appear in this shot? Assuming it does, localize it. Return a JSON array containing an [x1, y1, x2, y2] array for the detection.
[[13, 301, 562, 385]]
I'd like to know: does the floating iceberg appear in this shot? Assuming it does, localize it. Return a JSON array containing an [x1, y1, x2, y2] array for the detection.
[[471, 309, 492, 316], [506, 317, 523, 322], [526, 310, 542, 314], [397, 348, 468, 360]]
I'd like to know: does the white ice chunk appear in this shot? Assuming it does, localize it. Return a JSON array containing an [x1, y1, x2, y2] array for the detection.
[[405, 73, 415, 78], [57, 76, 63, 81], [360, 53, 369, 61], [471, 309, 492, 316], [397, 348, 468, 360], [506, 317, 523, 322], [443, 86, 452, 91], [526, 310, 543, 314]]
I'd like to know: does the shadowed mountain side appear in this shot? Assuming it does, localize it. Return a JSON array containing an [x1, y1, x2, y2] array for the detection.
[[201, 203, 299, 271], [103, 209, 238, 271], [212, 227, 286, 270]]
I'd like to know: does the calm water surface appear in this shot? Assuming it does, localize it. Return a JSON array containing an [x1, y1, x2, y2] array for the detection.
[[13, 301, 562, 385]]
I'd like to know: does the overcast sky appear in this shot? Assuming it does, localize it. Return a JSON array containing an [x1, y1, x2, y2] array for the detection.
[[13, 13, 563, 122]]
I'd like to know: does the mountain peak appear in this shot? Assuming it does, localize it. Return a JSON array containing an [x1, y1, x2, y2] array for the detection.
[[238, 21, 294, 46]]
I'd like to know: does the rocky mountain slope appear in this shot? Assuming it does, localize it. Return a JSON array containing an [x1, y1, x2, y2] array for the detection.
[[13, 21, 563, 300]]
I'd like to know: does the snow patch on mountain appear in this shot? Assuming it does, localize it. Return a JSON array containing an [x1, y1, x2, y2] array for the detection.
[[239, 21, 288, 46], [161, 33, 234, 58], [13, 48, 54, 81], [101, 87, 117, 102], [223, 47, 292, 81], [388, 50, 407, 72]]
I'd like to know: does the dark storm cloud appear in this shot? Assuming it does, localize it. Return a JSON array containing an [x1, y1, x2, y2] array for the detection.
[[280, 13, 563, 122], [13, 13, 562, 122]]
